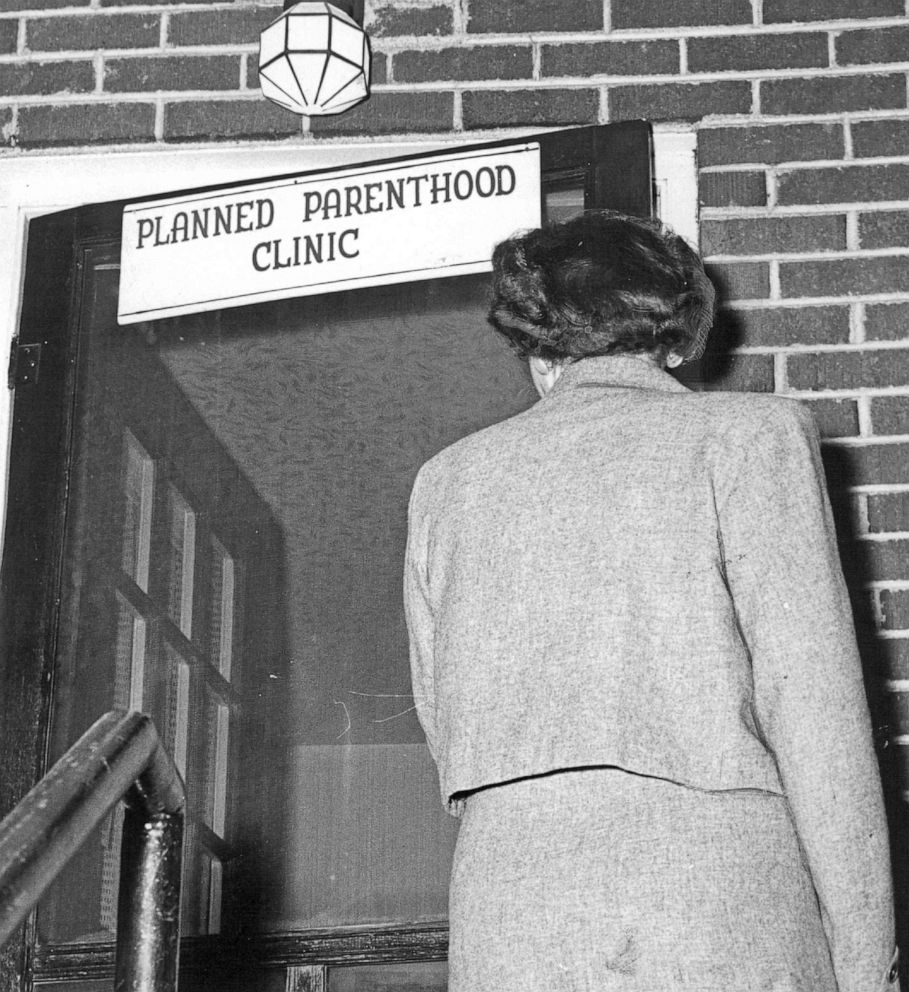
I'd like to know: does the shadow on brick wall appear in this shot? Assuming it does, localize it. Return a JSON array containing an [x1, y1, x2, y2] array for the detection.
[[682, 268, 908, 973], [836, 470, 909, 975], [674, 269, 772, 393]]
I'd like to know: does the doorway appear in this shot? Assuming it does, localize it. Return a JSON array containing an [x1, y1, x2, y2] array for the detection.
[[1, 123, 657, 991]]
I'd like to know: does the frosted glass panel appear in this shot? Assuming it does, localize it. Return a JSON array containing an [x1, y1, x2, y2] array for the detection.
[[202, 685, 230, 834], [209, 537, 235, 681], [165, 485, 196, 638], [273, 744, 458, 928], [121, 430, 154, 591]]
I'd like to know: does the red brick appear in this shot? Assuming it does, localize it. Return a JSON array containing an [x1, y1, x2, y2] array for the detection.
[[828, 444, 909, 490], [462, 88, 597, 130], [853, 119, 909, 159], [0, 107, 12, 147], [699, 170, 767, 207], [468, 0, 602, 33], [370, 4, 453, 38], [0, 20, 17, 55], [779, 164, 909, 206], [699, 353, 775, 392], [780, 257, 909, 299], [704, 261, 771, 301], [610, 80, 751, 122], [837, 26, 909, 67], [764, 0, 902, 21], [849, 535, 909, 578], [860, 211, 909, 252], [802, 397, 860, 437], [370, 51, 387, 86], [164, 99, 300, 142], [698, 123, 844, 167], [688, 33, 828, 73], [866, 303, 909, 342], [308, 90, 454, 134], [869, 493, 909, 532], [888, 689, 909, 733], [701, 215, 846, 256], [876, 636, 909, 676], [832, 495, 861, 542], [761, 74, 905, 116], [169, 6, 280, 47], [0, 60, 94, 96], [881, 590, 909, 629], [886, 742, 909, 793], [871, 396, 909, 436], [26, 13, 160, 51], [612, 0, 751, 29], [17, 102, 156, 147], [105, 55, 240, 93], [789, 350, 909, 391], [394, 45, 532, 83], [541, 40, 678, 78], [714, 305, 849, 348]]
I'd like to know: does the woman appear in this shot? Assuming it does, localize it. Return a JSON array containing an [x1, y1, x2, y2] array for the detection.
[[404, 211, 899, 991]]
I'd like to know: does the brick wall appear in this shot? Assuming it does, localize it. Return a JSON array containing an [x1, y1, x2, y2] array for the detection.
[[5, 0, 909, 924]]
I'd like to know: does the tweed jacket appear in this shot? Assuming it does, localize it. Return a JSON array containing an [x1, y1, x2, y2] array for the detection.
[[404, 354, 899, 992]]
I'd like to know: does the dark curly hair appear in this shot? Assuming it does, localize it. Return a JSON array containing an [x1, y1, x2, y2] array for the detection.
[[487, 210, 715, 363]]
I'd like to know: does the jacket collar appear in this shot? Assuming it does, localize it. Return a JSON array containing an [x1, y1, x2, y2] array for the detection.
[[548, 355, 691, 396]]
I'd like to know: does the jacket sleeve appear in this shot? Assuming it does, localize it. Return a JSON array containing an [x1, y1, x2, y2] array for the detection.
[[403, 469, 439, 761], [718, 401, 899, 992]]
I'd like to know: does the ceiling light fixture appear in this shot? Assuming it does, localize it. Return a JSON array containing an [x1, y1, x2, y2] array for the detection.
[[259, 0, 370, 116]]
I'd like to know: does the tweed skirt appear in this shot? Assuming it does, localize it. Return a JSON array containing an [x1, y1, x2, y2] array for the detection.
[[448, 768, 836, 992]]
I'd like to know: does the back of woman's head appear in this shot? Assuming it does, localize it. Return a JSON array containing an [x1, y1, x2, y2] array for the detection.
[[488, 210, 714, 363]]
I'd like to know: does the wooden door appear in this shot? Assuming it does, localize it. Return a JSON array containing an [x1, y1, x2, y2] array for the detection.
[[36, 247, 285, 948]]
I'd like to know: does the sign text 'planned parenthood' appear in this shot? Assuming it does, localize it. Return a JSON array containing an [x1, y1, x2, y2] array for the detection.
[[118, 144, 542, 324]]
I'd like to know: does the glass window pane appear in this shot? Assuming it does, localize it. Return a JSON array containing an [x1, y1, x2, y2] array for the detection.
[[98, 805, 124, 934], [544, 184, 585, 223], [209, 537, 235, 681], [179, 825, 224, 938], [202, 686, 230, 836], [121, 430, 154, 592], [113, 591, 147, 711], [145, 639, 191, 778], [164, 485, 196, 638], [208, 856, 224, 935]]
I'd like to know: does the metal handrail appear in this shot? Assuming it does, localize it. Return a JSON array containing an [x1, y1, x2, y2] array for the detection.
[[0, 710, 185, 992]]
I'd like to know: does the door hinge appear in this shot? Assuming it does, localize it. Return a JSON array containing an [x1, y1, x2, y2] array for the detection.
[[8, 339, 41, 389]]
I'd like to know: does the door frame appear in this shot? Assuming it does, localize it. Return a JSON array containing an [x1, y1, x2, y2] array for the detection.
[[0, 121, 697, 991]]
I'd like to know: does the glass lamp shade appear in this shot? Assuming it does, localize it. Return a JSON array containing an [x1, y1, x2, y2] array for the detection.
[[259, 1, 371, 116]]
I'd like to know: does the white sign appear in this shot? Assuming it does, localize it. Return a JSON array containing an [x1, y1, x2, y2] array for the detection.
[[118, 144, 542, 324]]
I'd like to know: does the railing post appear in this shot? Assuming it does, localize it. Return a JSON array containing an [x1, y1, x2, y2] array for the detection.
[[0, 711, 185, 970], [114, 799, 184, 992]]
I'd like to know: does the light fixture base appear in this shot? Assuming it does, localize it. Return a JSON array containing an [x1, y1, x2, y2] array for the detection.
[[283, 0, 364, 21]]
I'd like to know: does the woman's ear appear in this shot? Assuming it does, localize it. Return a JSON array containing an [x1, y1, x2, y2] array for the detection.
[[665, 351, 684, 369], [529, 357, 563, 397]]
